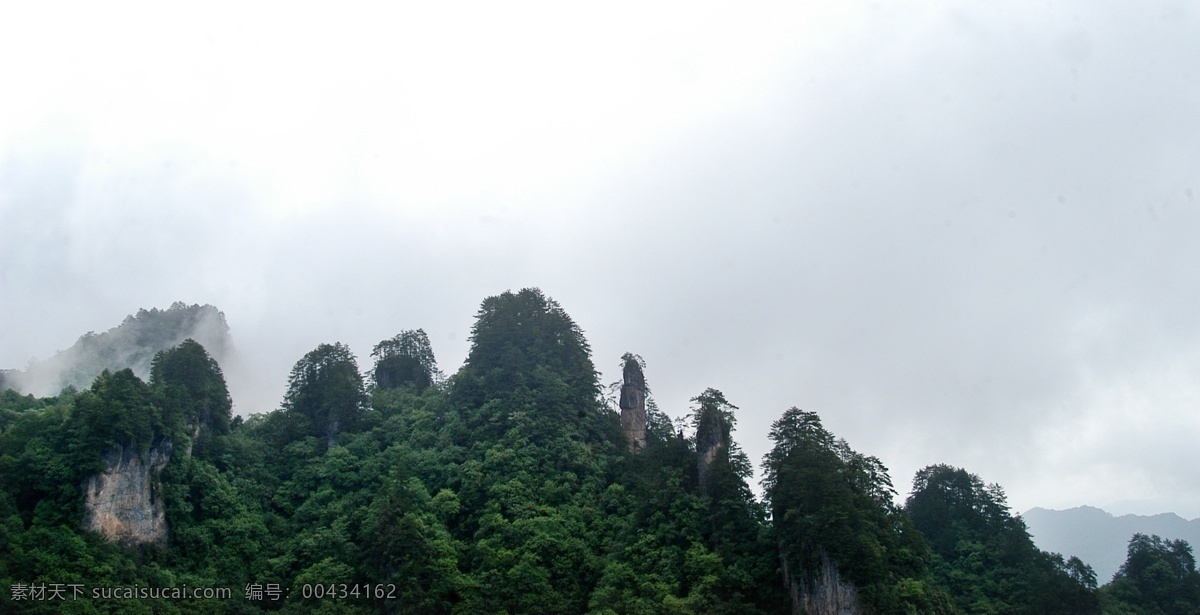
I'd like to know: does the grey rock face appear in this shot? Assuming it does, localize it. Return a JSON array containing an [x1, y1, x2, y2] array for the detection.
[[695, 407, 726, 493], [82, 439, 173, 547], [619, 358, 647, 452], [781, 548, 862, 615]]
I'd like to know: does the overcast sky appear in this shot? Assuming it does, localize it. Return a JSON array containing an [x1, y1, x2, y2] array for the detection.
[[2, 1, 1199, 519]]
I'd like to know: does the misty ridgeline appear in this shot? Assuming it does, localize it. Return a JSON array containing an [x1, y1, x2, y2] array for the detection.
[[1, 293, 1197, 614]]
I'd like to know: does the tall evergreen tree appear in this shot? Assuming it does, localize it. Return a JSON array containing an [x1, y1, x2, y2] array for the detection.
[[1100, 533, 1200, 614], [461, 289, 597, 402], [907, 464, 1099, 614], [67, 368, 162, 462], [687, 389, 787, 612], [764, 408, 954, 613], [150, 338, 232, 443], [282, 342, 367, 449], [452, 288, 614, 446], [371, 329, 440, 391]]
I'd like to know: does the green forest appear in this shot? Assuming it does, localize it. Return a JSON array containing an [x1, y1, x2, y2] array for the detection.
[[1, 289, 1197, 614]]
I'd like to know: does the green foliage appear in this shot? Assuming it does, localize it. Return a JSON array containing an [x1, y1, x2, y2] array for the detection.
[[150, 339, 232, 440], [907, 464, 1100, 614], [67, 369, 162, 461], [0, 397, 82, 529], [619, 352, 647, 378], [691, 389, 738, 482], [458, 288, 600, 413], [282, 343, 367, 449], [687, 391, 784, 613], [160, 454, 270, 583], [0, 389, 45, 423], [451, 289, 622, 464], [1099, 533, 1200, 614], [0, 290, 1125, 613], [370, 329, 440, 392], [362, 476, 462, 612], [11, 302, 229, 396], [764, 407, 955, 614]]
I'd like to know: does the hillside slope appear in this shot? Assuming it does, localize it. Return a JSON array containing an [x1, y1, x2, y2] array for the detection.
[[1, 302, 230, 396], [1025, 505, 1200, 583]]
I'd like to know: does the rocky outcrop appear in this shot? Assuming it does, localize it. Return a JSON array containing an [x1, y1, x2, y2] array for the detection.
[[695, 406, 726, 494], [618, 357, 647, 452], [185, 423, 201, 458], [82, 439, 173, 547], [780, 547, 862, 615]]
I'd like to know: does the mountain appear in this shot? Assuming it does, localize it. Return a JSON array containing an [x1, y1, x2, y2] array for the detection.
[[0, 290, 1117, 613], [1024, 505, 1200, 584], [1, 302, 230, 396]]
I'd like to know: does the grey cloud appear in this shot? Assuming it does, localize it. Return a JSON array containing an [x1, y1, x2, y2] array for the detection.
[[530, 1, 1200, 513], [3, 0, 1198, 518]]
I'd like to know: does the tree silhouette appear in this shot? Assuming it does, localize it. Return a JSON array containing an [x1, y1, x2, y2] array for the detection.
[[282, 342, 366, 449]]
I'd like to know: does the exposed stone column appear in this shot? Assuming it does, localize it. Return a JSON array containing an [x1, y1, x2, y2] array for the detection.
[[619, 357, 647, 452], [695, 407, 725, 494]]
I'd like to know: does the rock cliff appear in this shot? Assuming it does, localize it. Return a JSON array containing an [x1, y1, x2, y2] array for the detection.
[[618, 357, 647, 452], [82, 439, 173, 547], [781, 548, 863, 615], [695, 404, 726, 493]]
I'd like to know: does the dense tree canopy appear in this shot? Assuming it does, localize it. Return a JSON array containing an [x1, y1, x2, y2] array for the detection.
[[459, 288, 599, 408], [906, 464, 1100, 614], [0, 293, 1126, 613], [7, 303, 230, 396], [371, 329, 440, 391], [691, 388, 738, 493], [150, 338, 232, 439], [764, 407, 955, 614], [67, 368, 163, 461], [281, 342, 367, 449], [1100, 533, 1200, 614], [452, 288, 616, 448]]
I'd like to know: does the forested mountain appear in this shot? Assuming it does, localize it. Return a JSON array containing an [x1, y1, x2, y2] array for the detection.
[[0, 289, 1188, 613], [0, 302, 230, 397], [1025, 506, 1200, 585]]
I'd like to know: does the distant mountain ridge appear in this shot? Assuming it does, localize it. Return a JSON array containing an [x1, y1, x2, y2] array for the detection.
[[1024, 505, 1200, 584], [0, 302, 230, 396]]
